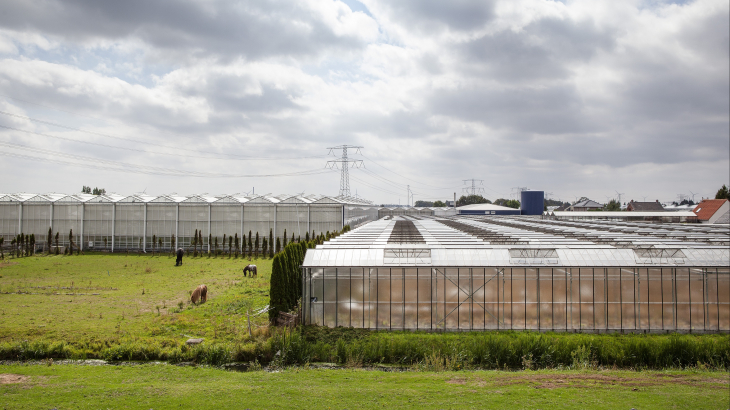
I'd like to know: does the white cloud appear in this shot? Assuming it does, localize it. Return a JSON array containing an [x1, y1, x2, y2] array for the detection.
[[0, 0, 726, 202]]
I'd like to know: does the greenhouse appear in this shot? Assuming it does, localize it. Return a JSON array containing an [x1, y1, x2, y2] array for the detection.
[[302, 216, 730, 333], [0, 192, 378, 252]]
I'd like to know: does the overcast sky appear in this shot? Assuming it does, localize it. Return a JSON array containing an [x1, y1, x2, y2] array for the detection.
[[0, 0, 727, 205]]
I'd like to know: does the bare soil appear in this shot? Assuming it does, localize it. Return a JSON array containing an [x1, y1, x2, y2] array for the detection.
[[450, 373, 729, 390], [0, 373, 30, 384]]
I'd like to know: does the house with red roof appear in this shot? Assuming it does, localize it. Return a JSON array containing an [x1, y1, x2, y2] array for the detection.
[[692, 199, 730, 224]]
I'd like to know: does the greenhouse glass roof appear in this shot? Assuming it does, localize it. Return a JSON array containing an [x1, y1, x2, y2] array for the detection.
[[303, 216, 730, 268]]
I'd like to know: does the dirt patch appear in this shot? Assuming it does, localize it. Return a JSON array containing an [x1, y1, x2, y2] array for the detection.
[[0, 262, 19, 269], [446, 378, 467, 385], [492, 373, 727, 390], [0, 374, 31, 384]]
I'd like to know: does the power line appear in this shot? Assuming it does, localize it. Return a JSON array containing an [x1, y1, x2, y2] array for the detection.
[[0, 141, 335, 178], [0, 111, 328, 161]]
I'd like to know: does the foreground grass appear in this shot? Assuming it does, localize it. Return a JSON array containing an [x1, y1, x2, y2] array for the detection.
[[0, 253, 273, 343], [1, 364, 727, 409]]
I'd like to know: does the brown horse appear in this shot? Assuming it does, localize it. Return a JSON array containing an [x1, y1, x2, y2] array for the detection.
[[190, 284, 208, 304], [243, 264, 257, 277]]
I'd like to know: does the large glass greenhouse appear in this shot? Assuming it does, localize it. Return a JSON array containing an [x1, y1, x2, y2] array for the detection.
[[302, 216, 730, 333], [0, 192, 377, 252]]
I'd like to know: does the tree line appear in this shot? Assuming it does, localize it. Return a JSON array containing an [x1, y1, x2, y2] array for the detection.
[[268, 225, 351, 321]]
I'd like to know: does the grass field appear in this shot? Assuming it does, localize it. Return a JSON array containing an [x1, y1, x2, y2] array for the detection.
[[0, 253, 273, 344], [1, 254, 728, 371], [1, 364, 728, 409]]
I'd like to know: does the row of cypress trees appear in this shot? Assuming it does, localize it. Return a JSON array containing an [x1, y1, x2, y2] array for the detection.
[[269, 241, 312, 321], [4, 233, 35, 258], [268, 225, 352, 321]]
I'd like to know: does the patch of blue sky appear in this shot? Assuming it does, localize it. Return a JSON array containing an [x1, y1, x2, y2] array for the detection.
[[6, 40, 174, 88], [339, 0, 373, 18]]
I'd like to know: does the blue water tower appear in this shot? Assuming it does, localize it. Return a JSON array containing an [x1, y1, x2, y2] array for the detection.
[[520, 191, 544, 215]]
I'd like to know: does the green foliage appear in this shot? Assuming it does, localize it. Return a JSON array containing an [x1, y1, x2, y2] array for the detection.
[[456, 195, 491, 207], [605, 199, 621, 211], [433, 200, 447, 207], [414, 200, 433, 207], [268, 254, 286, 321], [82, 186, 106, 195], [269, 229, 274, 258], [494, 198, 521, 209], [715, 184, 729, 200]]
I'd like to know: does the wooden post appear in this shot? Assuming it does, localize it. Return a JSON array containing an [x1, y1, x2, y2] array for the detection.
[[247, 309, 252, 337]]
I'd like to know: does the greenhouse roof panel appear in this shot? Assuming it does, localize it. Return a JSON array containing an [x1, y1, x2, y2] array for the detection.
[[303, 215, 730, 268]]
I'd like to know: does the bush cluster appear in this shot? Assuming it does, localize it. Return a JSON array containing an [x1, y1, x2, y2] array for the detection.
[[1, 329, 727, 370]]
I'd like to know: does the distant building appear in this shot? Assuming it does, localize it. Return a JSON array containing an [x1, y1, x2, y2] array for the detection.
[[693, 199, 730, 224], [626, 200, 665, 212], [567, 199, 603, 211], [456, 203, 521, 215]]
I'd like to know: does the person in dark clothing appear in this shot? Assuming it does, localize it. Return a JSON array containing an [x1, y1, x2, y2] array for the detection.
[[176, 248, 184, 266]]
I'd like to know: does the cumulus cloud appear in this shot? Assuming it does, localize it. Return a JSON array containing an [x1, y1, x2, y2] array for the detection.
[[0, 0, 726, 203]]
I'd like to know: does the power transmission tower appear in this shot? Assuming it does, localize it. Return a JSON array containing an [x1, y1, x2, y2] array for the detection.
[[688, 190, 697, 203], [511, 186, 527, 199], [463, 179, 485, 196], [326, 145, 363, 198]]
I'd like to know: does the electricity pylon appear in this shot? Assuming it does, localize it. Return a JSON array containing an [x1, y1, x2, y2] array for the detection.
[[463, 179, 485, 196], [326, 145, 363, 198]]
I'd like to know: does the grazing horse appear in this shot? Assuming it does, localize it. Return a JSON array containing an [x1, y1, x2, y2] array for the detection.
[[176, 248, 184, 266], [243, 264, 257, 277], [190, 284, 208, 304]]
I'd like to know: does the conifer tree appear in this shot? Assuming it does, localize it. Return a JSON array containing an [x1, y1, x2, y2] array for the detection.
[[305, 231, 310, 242], [228, 235, 233, 257], [248, 231, 252, 258], [171, 234, 176, 255], [283, 229, 287, 247], [208, 233, 212, 255], [241, 232, 246, 256], [48, 227, 53, 254], [291, 232, 295, 244], [269, 229, 274, 258], [214, 236, 219, 256], [55, 232, 60, 255], [255, 232, 259, 258], [268, 254, 285, 322], [276, 237, 281, 254], [0, 237, 3, 259], [152, 235, 156, 254], [192, 229, 198, 255], [234, 233, 239, 258]]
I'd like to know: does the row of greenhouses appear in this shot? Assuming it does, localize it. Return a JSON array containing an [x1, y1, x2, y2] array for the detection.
[[303, 216, 729, 333], [0, 192, 378, 252]]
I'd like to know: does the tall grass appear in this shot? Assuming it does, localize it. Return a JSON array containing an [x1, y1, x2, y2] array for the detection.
[[1, 328, 727, 370]]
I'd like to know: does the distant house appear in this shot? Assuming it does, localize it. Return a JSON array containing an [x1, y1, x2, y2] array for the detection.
[[626, 200, 665, 212], [693, 199, 730, 224], [567, 199, 603, 211]]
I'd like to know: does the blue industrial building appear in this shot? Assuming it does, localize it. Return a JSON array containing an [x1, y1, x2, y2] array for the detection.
[[520, 190, 544, 215]]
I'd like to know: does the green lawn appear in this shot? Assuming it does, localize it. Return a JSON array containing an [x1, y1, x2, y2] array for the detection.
[[0, 254, 273, 344], [1, 364, 727, 409]]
